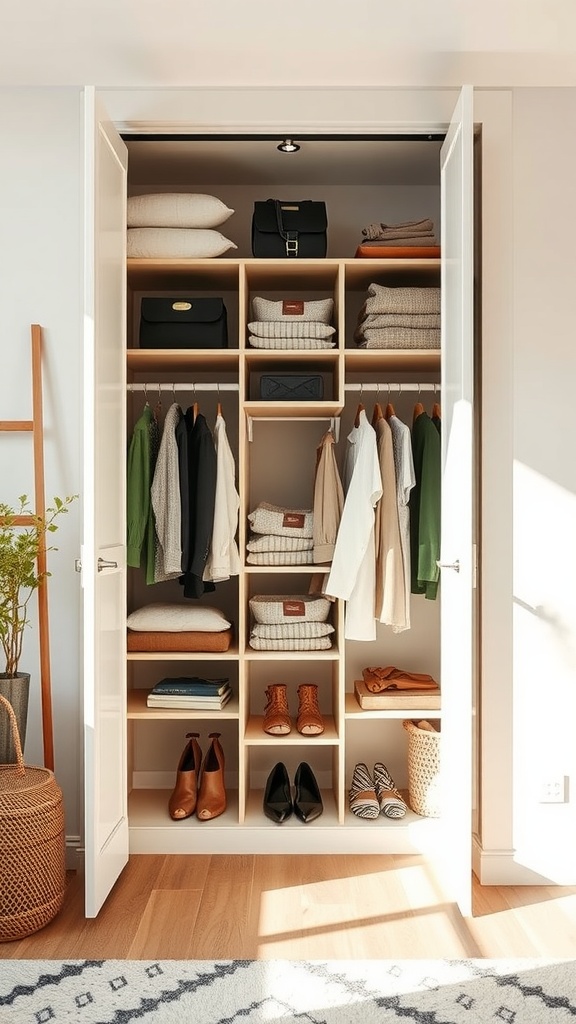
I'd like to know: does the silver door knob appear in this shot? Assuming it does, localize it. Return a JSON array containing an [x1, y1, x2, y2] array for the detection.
[[97, 557, 118, 572], [436, 558, 460, 572]]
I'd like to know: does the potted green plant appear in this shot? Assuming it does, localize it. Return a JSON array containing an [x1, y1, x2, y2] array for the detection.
[[0, 493, 76, 762]]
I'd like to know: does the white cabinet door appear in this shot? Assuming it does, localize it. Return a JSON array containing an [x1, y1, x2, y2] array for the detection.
[[82, 87, 129, 917], [439, 85, 475, 916]]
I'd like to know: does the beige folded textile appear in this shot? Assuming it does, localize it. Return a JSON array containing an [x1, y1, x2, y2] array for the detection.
[[364, 283, 441, 316], [356, 327, 441, 350], [248, 336, 336, 351], [248, 501, 314, 538], [362, 219, 434, 240], [356, 310, 441, 329], [248, 635, 333, 651], [251, 621, 335, 639], [248, 321, 336, 339], [247, 533, 313, 552], [246, 550, 314, 565]]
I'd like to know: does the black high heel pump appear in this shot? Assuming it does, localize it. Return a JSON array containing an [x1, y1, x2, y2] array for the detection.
[[263, 762, 293, 823], [293, 762, 323, 823]]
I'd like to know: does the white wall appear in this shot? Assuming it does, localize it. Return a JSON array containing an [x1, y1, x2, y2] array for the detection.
[[0, 88, 84, 848], [508, 88, 576, 882]]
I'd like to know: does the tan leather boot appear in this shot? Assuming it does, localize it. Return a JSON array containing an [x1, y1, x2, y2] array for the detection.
[[196, 733, 227, 821], [169, 732, 202, 820], [263, 684, 292, 735], [297, 684, 325, 735]]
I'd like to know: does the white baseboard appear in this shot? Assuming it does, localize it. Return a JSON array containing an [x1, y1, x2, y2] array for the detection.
[[473, 836, 576, 885]]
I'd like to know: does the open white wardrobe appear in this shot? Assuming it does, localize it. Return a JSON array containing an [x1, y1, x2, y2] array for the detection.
[[81, 85, 479, 919]]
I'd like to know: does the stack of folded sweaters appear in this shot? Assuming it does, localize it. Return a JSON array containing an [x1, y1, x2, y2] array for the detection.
[[247, 296, 336, 350], [354, 283, 441, 349], [246, 501, 314, 565], [359, 218, 438, 250], [249, 594, 334, 651]]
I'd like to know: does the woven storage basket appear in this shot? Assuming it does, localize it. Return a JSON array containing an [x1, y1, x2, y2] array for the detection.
[[403, 719, 441, 818], [0, 694, 66, 941]]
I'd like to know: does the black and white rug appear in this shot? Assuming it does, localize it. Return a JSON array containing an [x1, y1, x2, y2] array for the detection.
[[1, 958, 576, 1023]]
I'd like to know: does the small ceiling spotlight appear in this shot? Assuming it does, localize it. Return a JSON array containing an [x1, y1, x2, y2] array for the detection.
[[277, 138, 300, 153]]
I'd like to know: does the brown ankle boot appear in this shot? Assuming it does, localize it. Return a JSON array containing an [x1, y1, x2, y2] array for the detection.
[[169, 732, 202, 820], [196, 733, 227, 821], [297, 684, 324, 735], [263, 684, 291, 735]]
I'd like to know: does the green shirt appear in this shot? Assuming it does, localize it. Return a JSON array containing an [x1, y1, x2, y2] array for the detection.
[[127, 404, 153, 572], [409, 411, 441, 600]]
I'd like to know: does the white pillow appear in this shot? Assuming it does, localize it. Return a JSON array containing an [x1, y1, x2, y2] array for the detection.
[[127, 228, 237, 259], [127, 193, 234, 229], [127, 603, 231, 632]]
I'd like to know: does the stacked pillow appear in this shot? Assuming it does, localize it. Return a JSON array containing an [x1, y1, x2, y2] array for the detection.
[[246, 501, 314, 565], [248, 296, 336, 350], [127, 192, 237, 258], [249, 594, 334, 651], [126, 602, 233, 652]]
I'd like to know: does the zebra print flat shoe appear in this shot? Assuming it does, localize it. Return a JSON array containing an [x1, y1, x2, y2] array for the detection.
[[373, 761, 407, 819], [349, 762, 379, 819]]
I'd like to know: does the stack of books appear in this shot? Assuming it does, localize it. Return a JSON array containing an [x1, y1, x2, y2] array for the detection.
[[147, 676, 232, 710]]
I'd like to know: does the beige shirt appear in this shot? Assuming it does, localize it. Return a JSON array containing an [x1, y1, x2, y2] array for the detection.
[[374, 415, 405, 629], [313, 429, 344, 563]]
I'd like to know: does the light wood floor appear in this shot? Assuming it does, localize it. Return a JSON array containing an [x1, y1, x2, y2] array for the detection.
[[3, 854, 576, 960]]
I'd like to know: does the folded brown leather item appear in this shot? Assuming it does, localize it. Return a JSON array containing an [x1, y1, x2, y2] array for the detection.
[[362, 665, 439, 693]]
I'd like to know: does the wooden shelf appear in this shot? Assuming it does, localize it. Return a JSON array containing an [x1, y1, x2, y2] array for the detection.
[[127, 688, 240, 719], [244, 715, 338, 744]]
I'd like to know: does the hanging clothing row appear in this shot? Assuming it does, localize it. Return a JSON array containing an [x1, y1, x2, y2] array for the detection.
[[324, 390, 441, 642], [126, 389, 240, 599]]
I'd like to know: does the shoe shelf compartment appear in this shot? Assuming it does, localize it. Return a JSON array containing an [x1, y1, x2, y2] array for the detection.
[[243, 716, 339, 744]]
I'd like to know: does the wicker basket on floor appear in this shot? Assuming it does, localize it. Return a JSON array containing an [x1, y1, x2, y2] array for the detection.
[[403, 719, 441, 818], [0, 694, 66, 942]]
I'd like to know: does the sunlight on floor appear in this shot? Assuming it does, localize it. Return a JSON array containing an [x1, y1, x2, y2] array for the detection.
[[256, 859, 470, 958]]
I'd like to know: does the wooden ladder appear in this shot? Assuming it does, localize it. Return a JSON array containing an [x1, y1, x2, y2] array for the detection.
[[0, 324, 54, 769]]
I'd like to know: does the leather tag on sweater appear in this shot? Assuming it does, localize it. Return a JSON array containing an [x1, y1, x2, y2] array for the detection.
[[283, 512, 305, 528], [282, 300, 304, 316], [283, 600, 305, 617]]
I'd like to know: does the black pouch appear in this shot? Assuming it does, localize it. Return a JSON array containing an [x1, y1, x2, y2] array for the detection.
[[139, 297, 228, 349], [251, 200, 328, 258], [259, 374, 324, 401]]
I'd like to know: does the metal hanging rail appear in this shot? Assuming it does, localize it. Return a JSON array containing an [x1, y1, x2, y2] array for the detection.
[[345, 382, 440, 393], [127, 383, 239, 392], [245, 415, 340, 443]]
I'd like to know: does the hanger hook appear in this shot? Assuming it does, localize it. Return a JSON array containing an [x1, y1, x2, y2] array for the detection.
[[157, 383, 162, 404], [172, 382, 176, 403], [143, 382, 148, 401]]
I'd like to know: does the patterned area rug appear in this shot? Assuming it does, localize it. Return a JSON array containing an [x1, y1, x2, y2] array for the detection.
[[1, 958, 576, 1023]]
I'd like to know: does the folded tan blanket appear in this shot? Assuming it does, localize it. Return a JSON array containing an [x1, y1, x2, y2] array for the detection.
[[364, 283, 441, 316], [355, 327, 441, 350], [362, 219, 435, 240], [357, 310, 441, 329], [362, 665, 439, 694], [360, 234, 437, 246]]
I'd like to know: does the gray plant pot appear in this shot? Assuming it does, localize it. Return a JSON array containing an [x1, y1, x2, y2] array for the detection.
[[0, 673, 30, 764]]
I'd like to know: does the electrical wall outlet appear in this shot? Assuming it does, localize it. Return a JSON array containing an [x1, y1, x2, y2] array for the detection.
[[539, 776, 567, 803]]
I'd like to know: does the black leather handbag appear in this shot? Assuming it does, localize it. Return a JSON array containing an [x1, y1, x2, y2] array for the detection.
[[259, 374, 324, 401], [251, 200, 328, 258], [139, 297, 228, 349]]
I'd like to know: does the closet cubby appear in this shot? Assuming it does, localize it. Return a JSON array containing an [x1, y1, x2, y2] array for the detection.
[[126, 253, 443, 854]]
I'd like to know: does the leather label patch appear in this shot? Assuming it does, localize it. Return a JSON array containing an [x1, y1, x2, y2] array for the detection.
[[283, 600, 305, 616], [282, 300, 304, 316], [283, 512, 305, 528]]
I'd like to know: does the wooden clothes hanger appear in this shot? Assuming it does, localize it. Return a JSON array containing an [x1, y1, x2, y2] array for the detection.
[[372, 402, 384, 427], [413, 387, 425, 423], [354, 402, 365, 427], [432, 400, 441, 419]]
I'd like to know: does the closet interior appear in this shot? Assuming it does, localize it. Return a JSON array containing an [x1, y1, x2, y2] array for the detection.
[[124, 133, 448, 854]]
